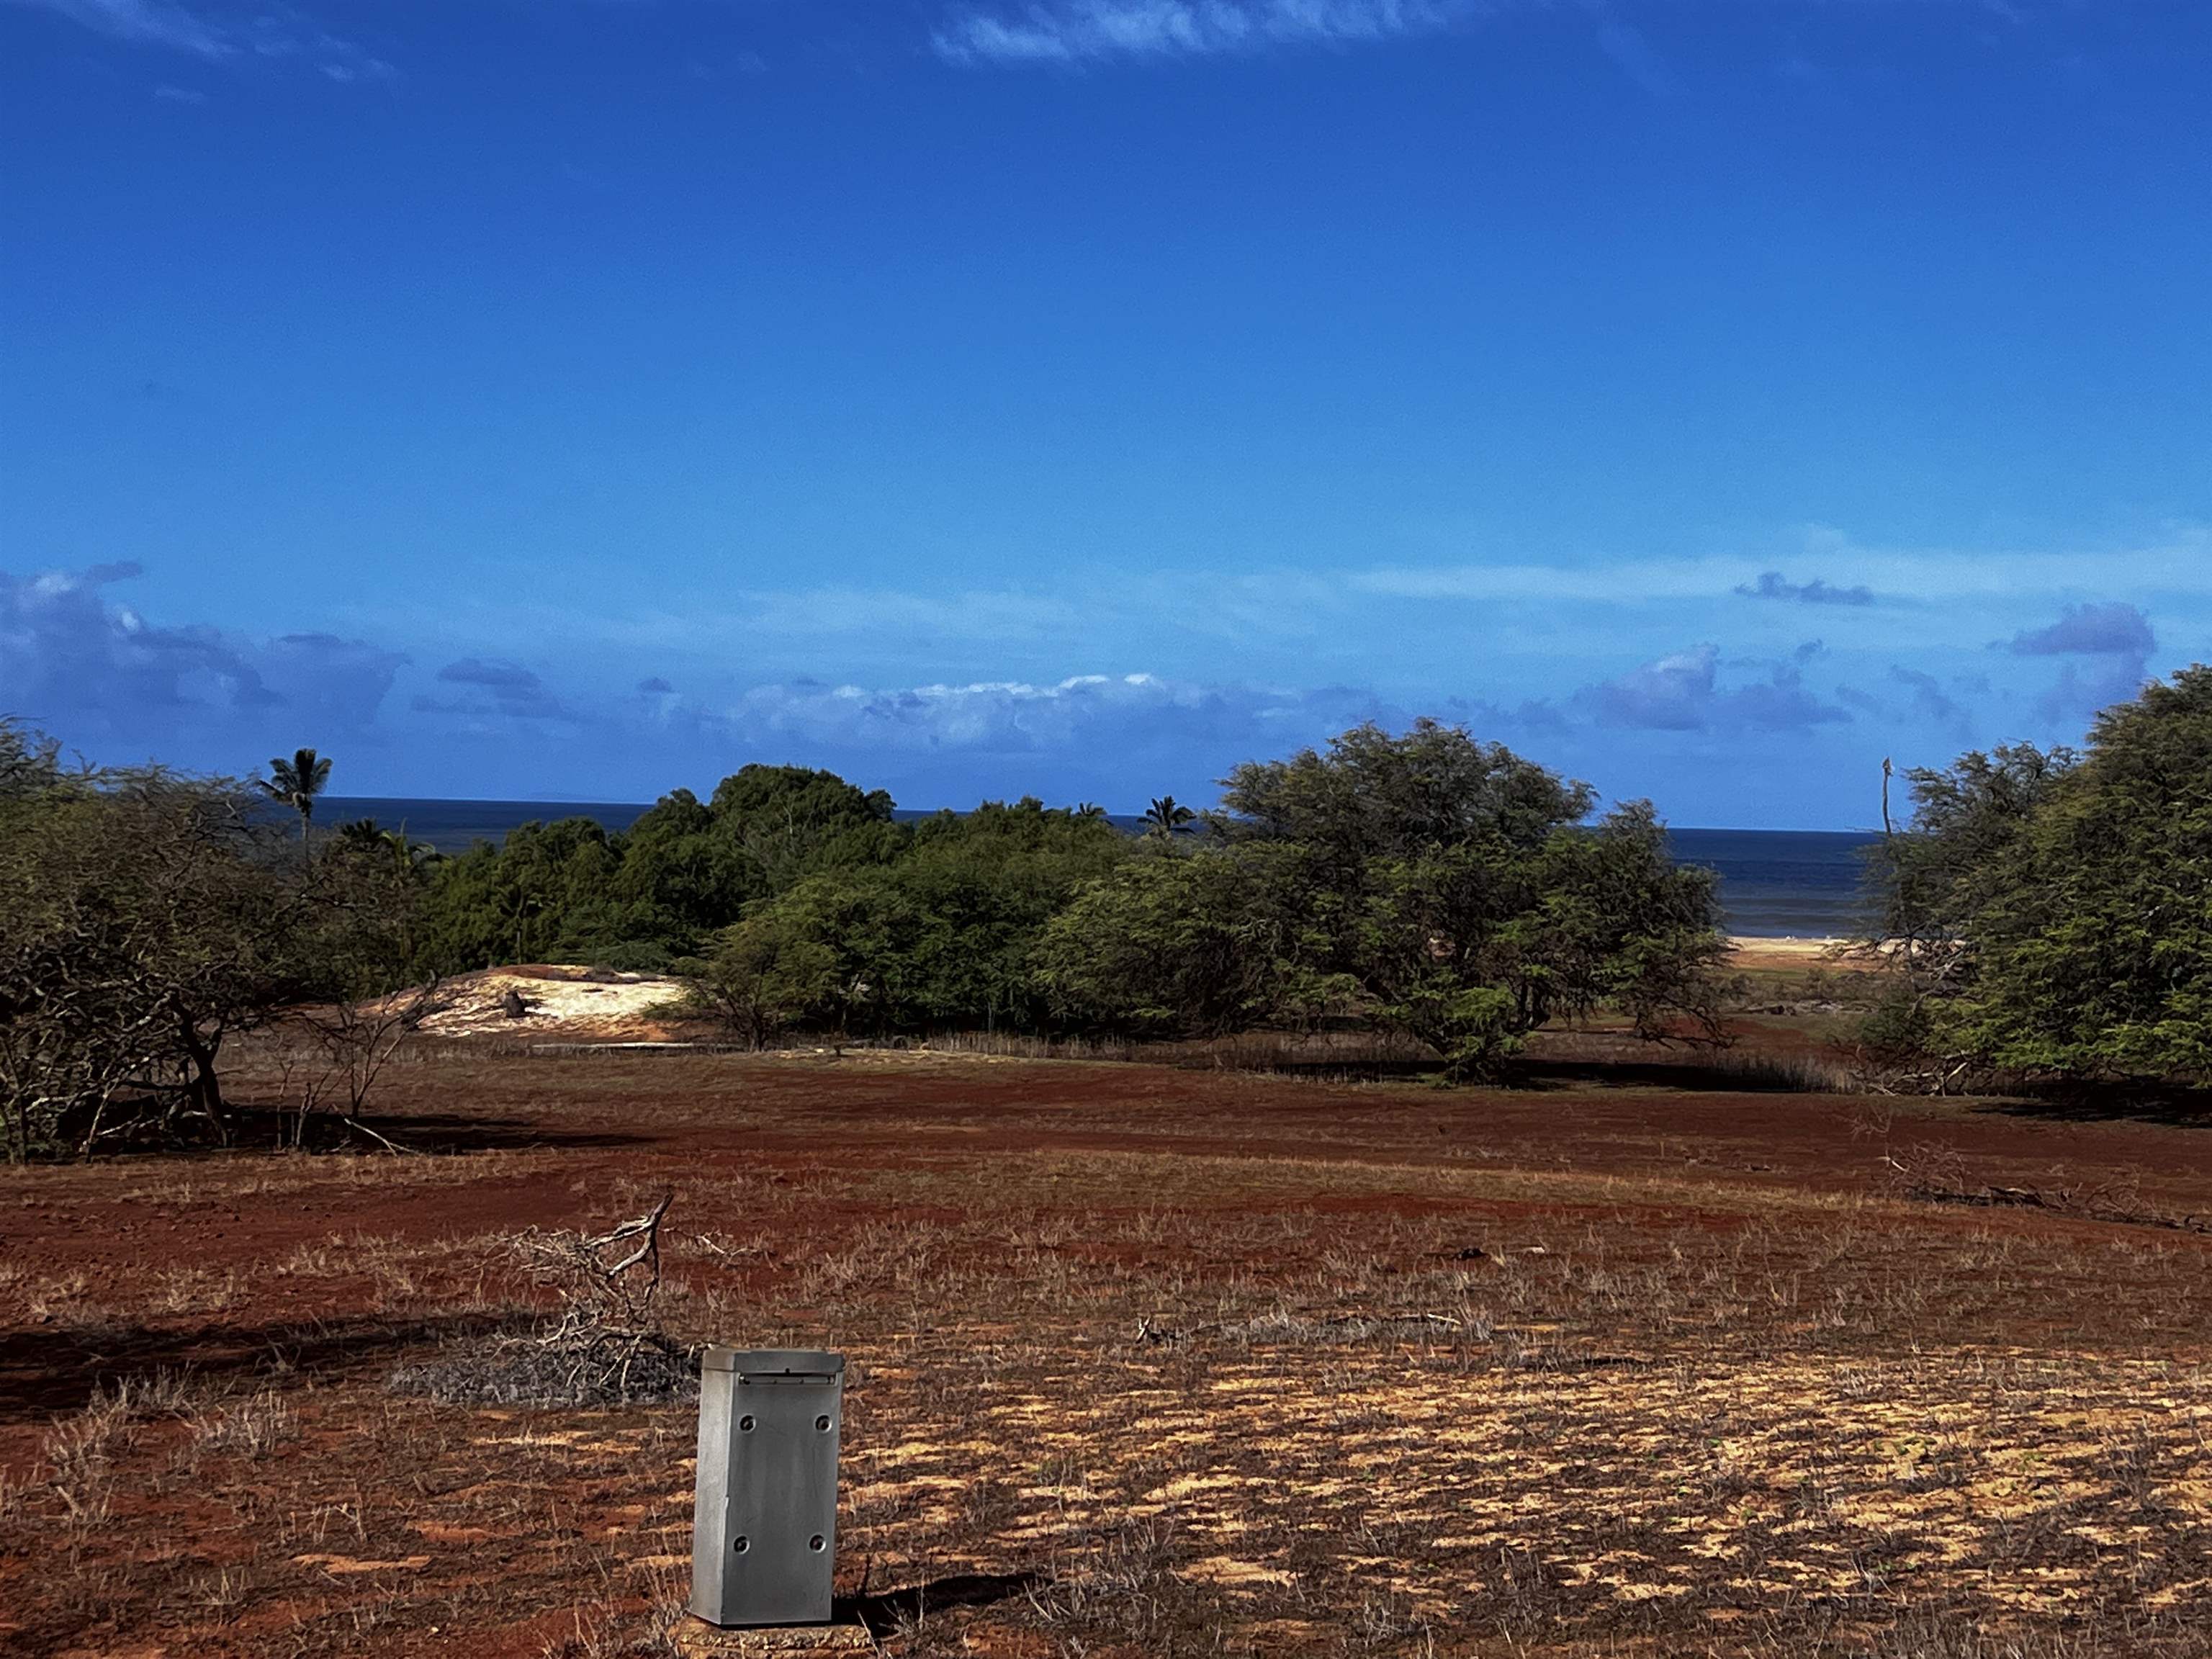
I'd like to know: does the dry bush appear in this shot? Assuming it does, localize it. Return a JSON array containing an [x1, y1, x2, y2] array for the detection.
[[1699, 1047, 1861, 1092], [391, 1193, 698, 1406]]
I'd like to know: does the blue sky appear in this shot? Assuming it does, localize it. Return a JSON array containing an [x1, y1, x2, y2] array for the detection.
[[3, 0, 2206, 827]]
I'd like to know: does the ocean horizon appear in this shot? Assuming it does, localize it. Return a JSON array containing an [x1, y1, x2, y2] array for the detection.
[[321, 796, 1876, 940]]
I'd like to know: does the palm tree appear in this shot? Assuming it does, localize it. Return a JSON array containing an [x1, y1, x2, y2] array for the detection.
[[337, 817, 387, 854], [1074, 802, 1109, 823], [335, 817, 439, 879], [1142, 795, 1196, 839], [383, 824, 441, 879], [261, 747, 332, 859]]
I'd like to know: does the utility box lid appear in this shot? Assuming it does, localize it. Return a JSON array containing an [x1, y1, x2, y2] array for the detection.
[[701, 1347, 845, 1378]]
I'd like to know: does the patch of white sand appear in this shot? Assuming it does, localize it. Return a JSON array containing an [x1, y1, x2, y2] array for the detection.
[[412, 966, 688, 1038]]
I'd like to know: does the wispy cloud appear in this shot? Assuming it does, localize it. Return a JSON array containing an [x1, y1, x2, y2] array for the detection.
[[4, 554, 2185, 809], [674, 671, 1384, 760], [932, 0, 1462, 66], [11, 0, 228, 56], [1, 562, 1393, 798], [5, 0, 391, 80], [1734, 570, 1876, 607], [1592, 14, 1674, 96], [1357, 525, 2212, 611]]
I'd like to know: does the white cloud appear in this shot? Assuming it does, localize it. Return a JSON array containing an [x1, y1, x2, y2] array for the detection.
[[932, 0, 1462, 65], [11, 0, 229, 57], [5, 0, 388, 80], [0, 563, 404, 752], [1577, 643, 1852, 733], [688, 670, 1384, 759]]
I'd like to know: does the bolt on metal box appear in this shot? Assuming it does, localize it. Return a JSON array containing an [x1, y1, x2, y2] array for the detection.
[[691, 1348, 845, 1627]]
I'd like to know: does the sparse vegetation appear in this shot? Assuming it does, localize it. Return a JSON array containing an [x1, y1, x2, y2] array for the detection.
[[0, 726, 434, 1159], [4, 1048, 2209, 1656], [7, 687, 2211, 1654]]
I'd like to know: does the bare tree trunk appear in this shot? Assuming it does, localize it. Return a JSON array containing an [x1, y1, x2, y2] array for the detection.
[[178, 1017, 228, 1143]]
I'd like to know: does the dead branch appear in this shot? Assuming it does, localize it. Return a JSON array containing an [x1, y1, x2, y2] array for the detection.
[[1884, 1148, 2212, 1234], [504, 1192, 690, 1402]]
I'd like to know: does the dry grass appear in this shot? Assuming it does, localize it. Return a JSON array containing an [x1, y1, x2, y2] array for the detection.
[[3, 1048, 2211, 1657]]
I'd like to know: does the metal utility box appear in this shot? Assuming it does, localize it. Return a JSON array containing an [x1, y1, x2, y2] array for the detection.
[[691, 1348, 845, 1627]]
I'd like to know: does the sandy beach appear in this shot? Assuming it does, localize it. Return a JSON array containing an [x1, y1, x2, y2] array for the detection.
[[1726, 935, 1846, 969]]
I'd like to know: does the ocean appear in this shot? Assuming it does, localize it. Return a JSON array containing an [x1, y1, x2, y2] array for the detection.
[[320, 798, 1879, 940]]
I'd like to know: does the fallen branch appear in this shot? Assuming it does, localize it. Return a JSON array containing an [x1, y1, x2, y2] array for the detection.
[[1884, 1151, 2212, 1233]]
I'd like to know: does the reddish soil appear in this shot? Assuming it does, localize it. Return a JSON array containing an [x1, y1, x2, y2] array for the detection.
[[4, 1046, 2210, 1658]]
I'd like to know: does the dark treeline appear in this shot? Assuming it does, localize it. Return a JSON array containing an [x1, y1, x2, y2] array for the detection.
[[414, 721, 1729, 1072], [1, 716, 1729, 1157], [11, 666, 2208, 1159]]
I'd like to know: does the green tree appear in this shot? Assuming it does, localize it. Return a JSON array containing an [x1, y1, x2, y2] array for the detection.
[[1869, 667, 2212, 1081], [1858, 742, 2074, 1071], [894, 799, 1128, 1028], [0, 751, 320, 1156], [707, 765, 903, 894], [411, 765, 910, 975], [678, 913, 837, 1050], [729, 799, 1130, 1038], [261, 747, 333, 858], [1215, 721, 1725, 1080], [417, 817, 637, 971], [337, 818, 441, 875], [1033, 848, 1325, 1036]]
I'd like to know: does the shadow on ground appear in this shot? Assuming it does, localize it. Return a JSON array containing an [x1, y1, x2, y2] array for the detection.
[[169, 1106, 655, 1156], [1985, 1083, 2212, 1128], [837, 1571, 1045, 1635], [0, 1312, 511, 1420]]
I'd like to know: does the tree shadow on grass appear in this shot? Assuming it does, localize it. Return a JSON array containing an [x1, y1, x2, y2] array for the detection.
[[83, 1105, 655, 1159], [0, 1310, 513, 1421], [1982, 1083, 2212, 1128], [1518, 1056, 1837, 1094], [280, 1110, 654, 1155]]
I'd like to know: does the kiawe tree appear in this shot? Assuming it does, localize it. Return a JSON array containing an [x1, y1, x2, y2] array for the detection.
[[0, 739, 363, 1157], [1211, 721, 1727, 1080], [679, 912, 838, 1050], [1863, 666, 2212, 1083], [1041, 721, 1725, 1074]]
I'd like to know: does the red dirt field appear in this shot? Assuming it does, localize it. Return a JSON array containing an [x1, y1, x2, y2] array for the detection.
[[4, 1044, 2211, 1657]]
